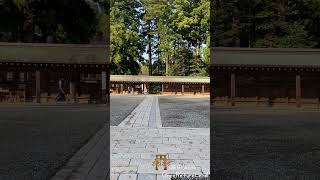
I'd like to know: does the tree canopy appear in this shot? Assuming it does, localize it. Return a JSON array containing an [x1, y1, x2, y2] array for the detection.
[[0, 0, 109, 44], [0, 0, 210, 76], [110, 0, 210, 76], [212, 0, 320, 48]]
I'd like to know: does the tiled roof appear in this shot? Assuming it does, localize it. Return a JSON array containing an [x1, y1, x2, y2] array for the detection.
[[110, 75, 210, 84], [212, 47, 320, 67], [0, 42, 108, 64]]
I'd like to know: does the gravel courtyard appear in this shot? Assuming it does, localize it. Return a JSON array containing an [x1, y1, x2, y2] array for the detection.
[[110, 95, 210, 128], [0, 95, 209, 180], [212, 108, 320, 180], [0, 104, 108, 180], [159, 96, 210, 128], [110, 95, 145, 126]]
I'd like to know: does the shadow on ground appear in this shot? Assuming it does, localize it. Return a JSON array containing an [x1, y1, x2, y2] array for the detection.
[[212, 107, 320, 180], [0, 104, 108, 180]]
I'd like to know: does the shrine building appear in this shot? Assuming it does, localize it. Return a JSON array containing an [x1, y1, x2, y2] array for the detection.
[[110, 75, 210, 96], [0, 42, 109, 103], [211, 47, 320, 108]]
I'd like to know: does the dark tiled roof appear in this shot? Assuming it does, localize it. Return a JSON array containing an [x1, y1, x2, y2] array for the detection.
[[0, 42, 108, 64], [110, 75, 210, 84], [211, 47, 320, 67]]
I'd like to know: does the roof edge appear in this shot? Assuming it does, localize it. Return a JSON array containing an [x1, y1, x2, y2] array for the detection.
[[0, 42, 108, 48]]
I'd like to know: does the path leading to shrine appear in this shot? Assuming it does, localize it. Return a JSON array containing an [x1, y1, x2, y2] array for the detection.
[[50, 95, 209, 180], [118, 96, 162, 128], [111, 95, 210, 180]]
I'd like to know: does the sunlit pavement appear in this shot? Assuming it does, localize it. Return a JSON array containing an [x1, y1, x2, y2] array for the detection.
[[50, 95, 209, 180], [111, 96, 209, 180]]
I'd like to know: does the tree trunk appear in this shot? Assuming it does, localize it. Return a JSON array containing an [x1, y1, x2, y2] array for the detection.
[[194, 41, 198, 63], [158, 34, 160, 75], [148, 23, 152, 76], [166, 54, 169, 76]]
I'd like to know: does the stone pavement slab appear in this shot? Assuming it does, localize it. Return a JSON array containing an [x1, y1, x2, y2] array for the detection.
[[50, 124, 109, 180], [118, 96, 162, 128], [50, 95, 209, 180], [111, 126, 210, 179], [112, 95, 209, 179]]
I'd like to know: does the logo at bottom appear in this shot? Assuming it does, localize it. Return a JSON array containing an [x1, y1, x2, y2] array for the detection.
[[152, 154, 170, 170]]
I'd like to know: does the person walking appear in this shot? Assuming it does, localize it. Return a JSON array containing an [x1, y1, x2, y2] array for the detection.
[[55, 79, 66, 102]]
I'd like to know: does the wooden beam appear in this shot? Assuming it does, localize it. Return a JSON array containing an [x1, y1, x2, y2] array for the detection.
[[141, 83, 143, 94], [231, 73, 235, 106], [182, 84, 184, 95], [36, 70, 41, 103], [116, 84, 119, 94], [162, 84, 164, 94], [296, 74, 301, 107], [202, 84, 205, 95], [120, 84, 123, 94], [101, 71, 107, 104], [132, 85, 135, 95], [69, 82, 76, 103], [76, 72, 80, 103]]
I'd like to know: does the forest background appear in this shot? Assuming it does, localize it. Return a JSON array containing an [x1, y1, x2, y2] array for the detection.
[[0, 0, 210, 77], [2, 0, 319, 76]]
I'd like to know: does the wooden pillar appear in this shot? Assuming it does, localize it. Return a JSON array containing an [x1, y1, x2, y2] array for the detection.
[[182, 84, 184, 95], [101, 71, 107, 104], [141, 83, 143, 94], [116, 84, 119, 94], [144, 83, 148, 94], [76, 72, 80, 103], [36, 70, 41, 103], [132, 85, 135, 95], [69, 82, 76, 103], [231, 73, 235, 106], [210, 71, 214, 106], [46, 72, 50, 102], [202, 84, 205, 95], [120, 84, 123, 94], [296, 74, 301, 107], [162, 84, 164, 94]]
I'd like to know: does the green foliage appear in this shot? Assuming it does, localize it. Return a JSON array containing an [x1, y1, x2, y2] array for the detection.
[[0, 0, 210, 76], [148, 83, 161, 94], [110, 0, 144, 75], [0, 0, 102, 43], [167, 44, 194, 76], [213, 0, 320, 48], [140, 64, 149, 73], [110, 0, 209, 76]]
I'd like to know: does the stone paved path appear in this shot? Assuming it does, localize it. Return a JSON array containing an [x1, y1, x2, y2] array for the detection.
[[118, 96, 162, 128], [50, 95, 209, 180], [112, 96, 210, 180], [50, 123, 109, 180], [111, 126, 209, 180]]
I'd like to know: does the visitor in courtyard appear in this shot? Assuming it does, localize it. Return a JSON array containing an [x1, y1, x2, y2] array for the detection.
[[55, 79, 66, 102]]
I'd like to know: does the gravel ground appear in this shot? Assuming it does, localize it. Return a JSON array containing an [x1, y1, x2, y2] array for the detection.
[[212, 107, 320, 180], [110, 95, 145, 126], [0, 104, 108, 180], [159, 96, 209, 128]]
